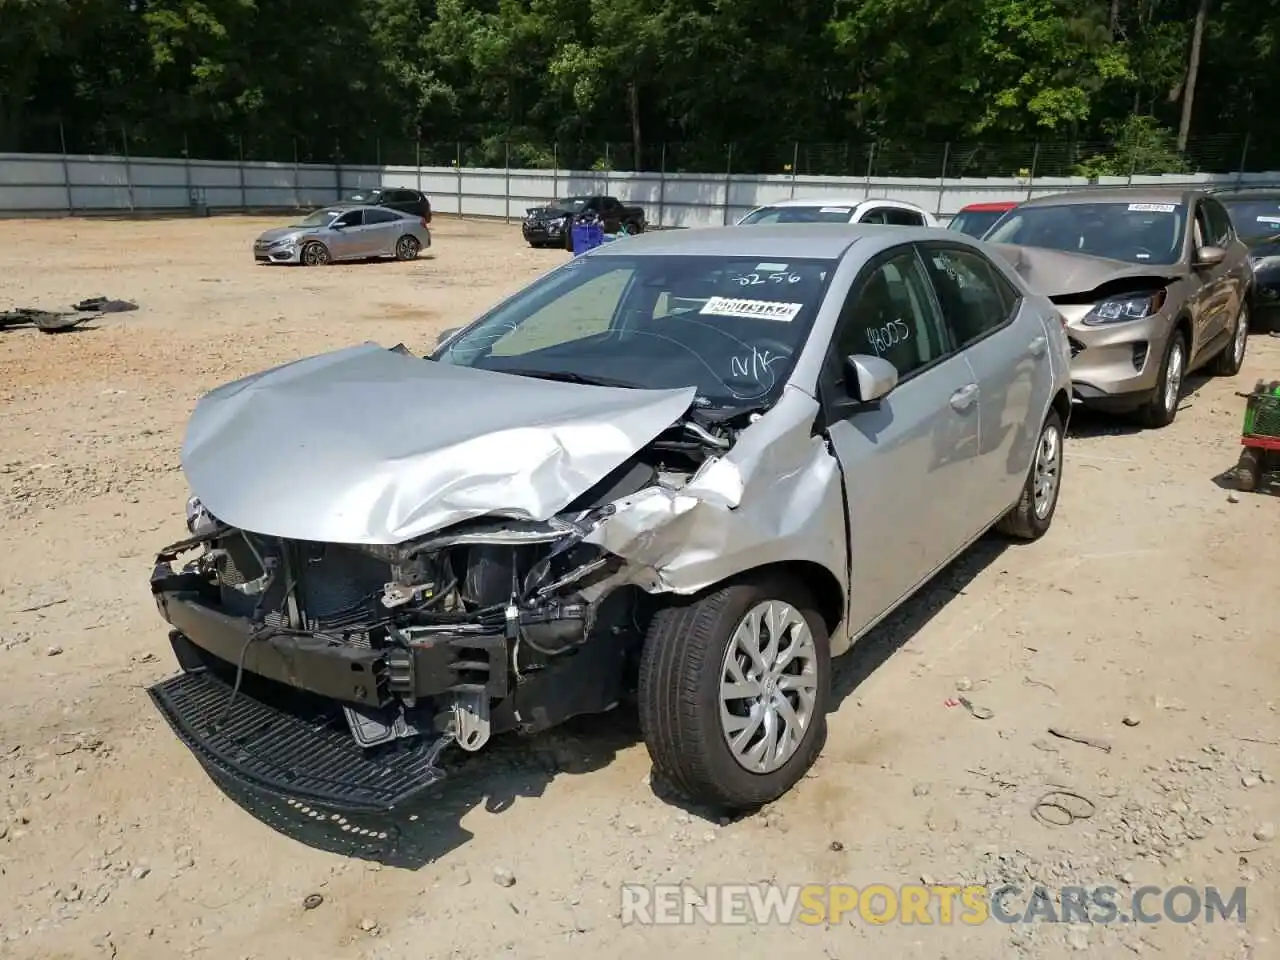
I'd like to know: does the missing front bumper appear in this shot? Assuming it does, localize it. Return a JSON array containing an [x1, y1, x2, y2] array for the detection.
[[148, 668, 452, 812]]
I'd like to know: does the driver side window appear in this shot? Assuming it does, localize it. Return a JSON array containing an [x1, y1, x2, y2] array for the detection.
[[335, 210, 363, 228], [834, 250, 949, 383], [484, 267, 634, 357]]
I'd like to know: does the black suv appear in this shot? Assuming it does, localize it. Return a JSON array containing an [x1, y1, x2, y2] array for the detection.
[[1211, 186, 1280, 331], [347, 188, 432, 223]]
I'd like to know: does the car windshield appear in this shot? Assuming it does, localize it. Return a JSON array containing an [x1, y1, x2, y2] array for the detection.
[[738, 205, 854, 225], [433, 254, 835, 408], [1219, 198, 1280, 241], [349, 190, 381, 201], [293, 208, 341, 228], [947, 209, 1009, 238], [984, 201, 1187, 265], [550, 198, 590, 213]]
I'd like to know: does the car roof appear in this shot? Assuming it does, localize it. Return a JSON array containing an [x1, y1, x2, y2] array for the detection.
[[588, 223, 954, 259], [959, 201, 1019, 212], [1208, 185, 1280, 200], [318, 204, 398, 215], [752, 197, 925, 210], [1019, 186, 1202, 208]]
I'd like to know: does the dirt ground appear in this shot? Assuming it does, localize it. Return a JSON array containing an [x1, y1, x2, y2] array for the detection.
[[1, 215, 1278, 960]]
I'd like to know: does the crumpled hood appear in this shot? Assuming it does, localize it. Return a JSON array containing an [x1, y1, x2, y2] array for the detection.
[[526, 206, 571, 219], [181, 342, 696, 545], [256, 227, 305, 244], [988, 242, 1183, 298]]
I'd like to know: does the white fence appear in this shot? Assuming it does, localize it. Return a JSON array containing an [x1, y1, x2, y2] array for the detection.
[[2, 151, 1279, 227]]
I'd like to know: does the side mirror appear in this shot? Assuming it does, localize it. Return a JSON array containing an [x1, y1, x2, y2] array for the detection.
[[1194, 245, 1226, 268], [330, 221, 345, 230], [843, 354, 898, 403], [435, 326, 461, 346]]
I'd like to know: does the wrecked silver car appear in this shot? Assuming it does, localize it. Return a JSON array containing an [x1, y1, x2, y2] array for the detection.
[[985, 188, 1252, 428], [148, 224, 1073, 814]]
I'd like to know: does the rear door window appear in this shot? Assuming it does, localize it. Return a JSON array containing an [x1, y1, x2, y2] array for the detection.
[[364, 208, 401, 224], [918, 243, 1020, 347], [884, 207, 926, 226]]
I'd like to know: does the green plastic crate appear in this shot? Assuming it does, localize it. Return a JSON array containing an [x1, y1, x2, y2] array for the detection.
[[1243, 380, 1280, 439]]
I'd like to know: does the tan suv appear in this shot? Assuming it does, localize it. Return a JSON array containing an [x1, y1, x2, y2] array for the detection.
[[985, 187, 1253, 427]]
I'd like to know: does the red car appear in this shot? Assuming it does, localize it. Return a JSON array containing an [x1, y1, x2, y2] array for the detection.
[[947, 200, 1019, 238]]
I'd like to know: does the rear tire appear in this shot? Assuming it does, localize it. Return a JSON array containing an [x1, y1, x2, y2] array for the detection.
[[637, 574, 830, 812], [395, 235, 421, 261], [300, 241, 330, 267], [1211, 300, 1249, 376], [996, 409, 1064, 540], [1140, 332, 1186, 428]]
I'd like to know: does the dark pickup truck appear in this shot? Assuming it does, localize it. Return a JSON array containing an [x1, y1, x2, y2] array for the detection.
[[522, 195, 647, 248]]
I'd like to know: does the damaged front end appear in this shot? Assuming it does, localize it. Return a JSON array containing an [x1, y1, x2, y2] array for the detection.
[[149, 508, 650, 812], [147, 342, 849, 813]]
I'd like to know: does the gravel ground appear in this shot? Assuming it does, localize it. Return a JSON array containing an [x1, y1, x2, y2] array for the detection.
[[0, 214, 1278, 959]]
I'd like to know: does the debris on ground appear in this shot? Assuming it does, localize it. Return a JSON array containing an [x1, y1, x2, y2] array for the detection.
[[1047, 726, 1112, 752], [1, 297, 137, 335], [72, 297, 138, 314], [0, 308, 97, 334]]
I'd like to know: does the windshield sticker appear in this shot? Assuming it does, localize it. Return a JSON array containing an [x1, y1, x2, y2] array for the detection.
[[1127, 203, 1176, 213], [755, 262, 788, 271], [819, 206, 852, 214], [1257, 216, 1280, 224], [700, 297, 803, 322]]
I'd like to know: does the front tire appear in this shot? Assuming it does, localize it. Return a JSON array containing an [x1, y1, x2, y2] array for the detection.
[[637, 575, 830, 812], [996, 409, 1064, 540], [1140, 332, 1186, 428], [300, 241, 330, 267]]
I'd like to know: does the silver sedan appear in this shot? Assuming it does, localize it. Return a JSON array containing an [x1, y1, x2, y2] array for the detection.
[[252, 204, 431, 265], [152, 224, 1072, 816]]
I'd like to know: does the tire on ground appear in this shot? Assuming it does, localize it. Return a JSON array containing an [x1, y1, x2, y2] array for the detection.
[[637, 573, 830, 811]]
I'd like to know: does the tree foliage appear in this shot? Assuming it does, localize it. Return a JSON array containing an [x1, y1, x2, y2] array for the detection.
[[1, 0, 1277, 171]]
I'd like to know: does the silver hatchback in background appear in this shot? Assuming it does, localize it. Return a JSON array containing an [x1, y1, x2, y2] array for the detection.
[[985, 188, 1252, 427], [253, 204, 431, 266]]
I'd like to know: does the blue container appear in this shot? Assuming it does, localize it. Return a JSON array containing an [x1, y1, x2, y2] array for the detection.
[[571, 222, 604, 255]]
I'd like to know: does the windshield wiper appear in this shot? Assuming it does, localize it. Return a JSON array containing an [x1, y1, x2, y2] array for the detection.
[[495, 368, 640, 389]]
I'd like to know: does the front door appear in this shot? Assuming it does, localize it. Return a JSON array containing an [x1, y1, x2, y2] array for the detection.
[[327, 209, 367, 258], [822, 246, 983, 635], [918, 241, 1051, 519], [1190, 200, 1235, 350]]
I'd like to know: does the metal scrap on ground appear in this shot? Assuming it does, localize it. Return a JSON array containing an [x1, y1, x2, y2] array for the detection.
[[0, 296, 137, 334]]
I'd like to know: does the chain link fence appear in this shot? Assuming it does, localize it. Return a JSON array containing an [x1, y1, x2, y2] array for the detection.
[[6, 118, 1274, 180]]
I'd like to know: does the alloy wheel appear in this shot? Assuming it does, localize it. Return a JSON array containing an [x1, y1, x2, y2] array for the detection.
[[719, 601, 819, 774]]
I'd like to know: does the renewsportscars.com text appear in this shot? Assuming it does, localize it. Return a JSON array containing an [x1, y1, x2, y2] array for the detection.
[[620, 882, 1247, 926]]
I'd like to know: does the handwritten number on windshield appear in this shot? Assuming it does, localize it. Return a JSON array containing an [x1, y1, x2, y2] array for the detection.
[[731, 272, 802, 286]]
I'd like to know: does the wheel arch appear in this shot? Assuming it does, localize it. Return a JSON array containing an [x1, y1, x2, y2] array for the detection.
[[714, 559, 846, 642]]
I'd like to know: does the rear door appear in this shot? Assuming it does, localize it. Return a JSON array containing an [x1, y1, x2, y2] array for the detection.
[[360, 208, 405, 256], [598, 197, 623, 233], [822, 245, 983, 634], [918, 240, 1050, 520]]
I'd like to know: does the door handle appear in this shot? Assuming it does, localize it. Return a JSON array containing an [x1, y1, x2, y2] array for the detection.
[[949, 383, 978, 411], [1028, 336, 1047, 356]]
